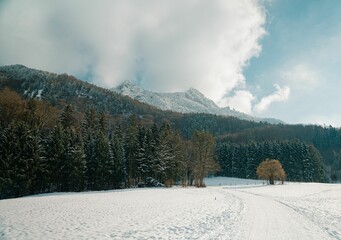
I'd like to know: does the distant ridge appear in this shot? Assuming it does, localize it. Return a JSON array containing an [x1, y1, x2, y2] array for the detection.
[[112, 80, 283, 124]]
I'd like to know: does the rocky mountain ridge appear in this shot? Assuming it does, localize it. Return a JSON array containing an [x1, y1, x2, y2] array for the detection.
[[112, 80, 283, 124]]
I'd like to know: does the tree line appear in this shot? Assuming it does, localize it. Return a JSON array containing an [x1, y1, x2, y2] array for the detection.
[[0, 88, 219, 199], [217, 140, 324, 182]]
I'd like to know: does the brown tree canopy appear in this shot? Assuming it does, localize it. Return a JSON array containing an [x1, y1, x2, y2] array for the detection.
[[192, 131, 220, 187], [256, 159, 286, 185]]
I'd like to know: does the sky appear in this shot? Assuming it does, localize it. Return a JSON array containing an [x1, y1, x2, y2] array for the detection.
[[0, 0, 341, 126]]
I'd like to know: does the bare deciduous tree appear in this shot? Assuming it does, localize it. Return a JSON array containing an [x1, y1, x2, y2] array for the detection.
[[192, 131, 220, 187]]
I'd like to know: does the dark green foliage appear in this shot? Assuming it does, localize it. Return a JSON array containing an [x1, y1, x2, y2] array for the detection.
[[111, 128, 127, 188], [124, 115, 140, 186], [0, 123, 47, 198], [217, 140, 324, 182]]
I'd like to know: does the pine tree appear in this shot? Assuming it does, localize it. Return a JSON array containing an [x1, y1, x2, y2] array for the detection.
[[0, 123, 45, 197], [0, 125, 19, 198], [64, 129, 86, 191], [158, 122, 176, 186], [245, 142, 257, 179], [95, 131, 113, 190], [46, 106, 86, 192], [124, 115, 140, 186], [60, 105, 76, 129], [136, 126, 149, 182], [111, 127, 127, 188], [46, 124, 65, 191], [82, 108, 99, 190]]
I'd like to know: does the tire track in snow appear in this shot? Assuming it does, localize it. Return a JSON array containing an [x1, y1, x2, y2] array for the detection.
[[272, 188, 341, 240], [198, 188, 245, 240], [228, 189, 334, 240]]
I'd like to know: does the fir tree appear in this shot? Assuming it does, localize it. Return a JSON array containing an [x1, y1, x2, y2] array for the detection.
[[124, 115, 140, 186], [111, 127, 127, 188]]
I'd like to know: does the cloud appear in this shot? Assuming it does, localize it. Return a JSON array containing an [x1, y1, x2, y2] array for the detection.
[[223, 90, 255, 114], [293, 113, 341, 128], [280, 63, 321, 91], [0, 0, 266, 104], [254, 84, 290, 113]]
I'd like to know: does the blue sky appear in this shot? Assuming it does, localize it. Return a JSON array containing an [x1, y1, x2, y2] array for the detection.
[[0, 0, 341, 126], [244, 0, 341, 125]]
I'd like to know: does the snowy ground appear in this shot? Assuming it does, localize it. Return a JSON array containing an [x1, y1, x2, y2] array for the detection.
[[0, 178, 340, 240]]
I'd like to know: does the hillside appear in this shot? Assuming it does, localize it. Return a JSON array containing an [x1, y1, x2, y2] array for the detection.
[[0, 64, 271, 133], [0, 65, 162, 118]]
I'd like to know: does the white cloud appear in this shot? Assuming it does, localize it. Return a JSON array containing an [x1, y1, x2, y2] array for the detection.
[[0, 0, 266, 104], [296, 114, 341, 128], [222, 90, 255, 114], [254, 84, 290, 113], [280, 63, 321, 91]]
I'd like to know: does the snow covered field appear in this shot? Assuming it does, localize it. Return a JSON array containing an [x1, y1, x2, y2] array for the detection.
[[0, 178, 340, 240]]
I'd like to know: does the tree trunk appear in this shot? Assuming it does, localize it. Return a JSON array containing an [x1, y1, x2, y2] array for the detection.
[[269, 177, 274, 185]]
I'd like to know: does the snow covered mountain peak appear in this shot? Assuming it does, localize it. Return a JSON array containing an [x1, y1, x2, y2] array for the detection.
[[185, 87, 218, 109], [115, 80, 143, 98], [111, 82, 283, 124], [186, 87, 202, 95]]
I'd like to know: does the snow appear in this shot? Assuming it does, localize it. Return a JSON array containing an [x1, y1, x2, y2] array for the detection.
[[0, 178, 340, 240], [205, 177, 265, 187], [36, 89, 43, 99], [112, 81, 283, 124]]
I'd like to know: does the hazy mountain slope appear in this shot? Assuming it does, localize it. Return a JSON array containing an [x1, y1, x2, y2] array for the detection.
[[0, 65, 281, 124], [112, 80, 283, 124], [0, 65, 270, 135], [0, 65, 161, 117]]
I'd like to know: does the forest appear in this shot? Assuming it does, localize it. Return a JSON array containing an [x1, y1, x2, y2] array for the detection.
[[0, 88, 219, 199], [0, 87, 326, 199]]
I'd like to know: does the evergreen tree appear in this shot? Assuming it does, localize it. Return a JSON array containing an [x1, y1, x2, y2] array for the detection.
[[60, 105, 76, 130], [0, 123, 46, 197], [111, 127, 127, 188], [95, 130, 113, 190], [124, 115, 140, 186], [158, 122, 176, 186], [0, 124, 19, 198], [136, 125, 149, 182], [82, 108, 99, 190], [46, 106, 86, 192], [148, 123, 160, 180], [63, 129, 86, 191]]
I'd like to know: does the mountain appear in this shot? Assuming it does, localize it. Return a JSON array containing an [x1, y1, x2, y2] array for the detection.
[[112, 80, 283, 124], [0, 65, 281, 124], [0, 64, 267, 135], [0, 64, 163, 117]]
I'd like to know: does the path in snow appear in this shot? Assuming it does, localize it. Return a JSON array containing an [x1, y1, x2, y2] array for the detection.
[[0, 181, 340, 240], [230, 188, 333, 240], [234, 183, 341, 240]]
